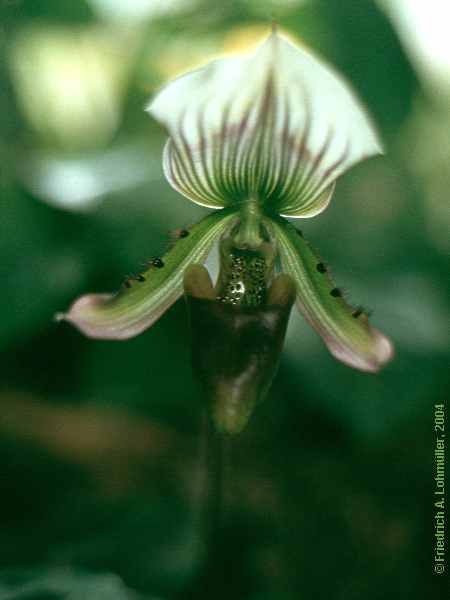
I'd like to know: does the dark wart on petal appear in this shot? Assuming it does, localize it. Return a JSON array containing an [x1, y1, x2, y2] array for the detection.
[[352, 306, 364, 318], [123, 273, 146, 287], [169, 227, 191, 248], [330, 287, 342, 297], [121, 257, 165, 288], [316, 262, 327, 273], [150, 258, 164, 268]]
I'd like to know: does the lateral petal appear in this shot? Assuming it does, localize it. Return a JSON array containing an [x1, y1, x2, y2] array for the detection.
[[268, 216, 393, 372], [57, 210, 237, 339]]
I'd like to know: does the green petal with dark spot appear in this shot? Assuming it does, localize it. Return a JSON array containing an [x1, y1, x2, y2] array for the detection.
[[57, 209, 238, 340], [267, 216, 393, 372]]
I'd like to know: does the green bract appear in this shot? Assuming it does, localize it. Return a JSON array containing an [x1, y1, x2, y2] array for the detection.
[[59, 30, 393, 404]]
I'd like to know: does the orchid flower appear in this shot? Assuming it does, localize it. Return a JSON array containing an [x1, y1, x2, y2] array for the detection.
[[58, 30, 393, 433]]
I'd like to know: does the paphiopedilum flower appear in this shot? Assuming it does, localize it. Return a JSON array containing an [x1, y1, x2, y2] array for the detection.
[[58, 30, 393, 433]]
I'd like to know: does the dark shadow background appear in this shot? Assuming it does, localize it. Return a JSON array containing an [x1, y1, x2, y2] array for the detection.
[[0, 0, 448, 598]]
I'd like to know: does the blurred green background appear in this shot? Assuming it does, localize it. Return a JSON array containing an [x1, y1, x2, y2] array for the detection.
[[1, 0, 448, 598]]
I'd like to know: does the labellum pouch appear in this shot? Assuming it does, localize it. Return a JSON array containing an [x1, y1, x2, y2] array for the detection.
[[184, 264, 295, 435]]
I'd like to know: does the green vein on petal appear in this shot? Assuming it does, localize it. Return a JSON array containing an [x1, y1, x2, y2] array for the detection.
[[267, 216, 393, 372], [57, 209, 238, 340]]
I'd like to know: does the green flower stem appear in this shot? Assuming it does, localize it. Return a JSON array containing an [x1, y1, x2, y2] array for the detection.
[[204, 411, 231, 541], [181, 413, 232, 599]]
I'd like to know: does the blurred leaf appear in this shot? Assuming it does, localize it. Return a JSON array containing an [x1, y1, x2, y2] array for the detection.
[[0, 567, 151, 599], [289, 0, 420, 134], [3, 0, 93, 24]]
